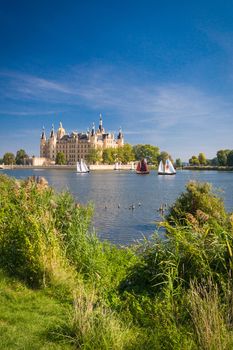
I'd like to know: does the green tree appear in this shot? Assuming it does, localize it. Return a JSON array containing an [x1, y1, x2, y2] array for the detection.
[[102, 148, 115, 164], [189, 155, 200, 166], [227, 150, 233, 166], [117, 144, 135, 164], [133, 144, 160, 165], [86, 148, 102, 164], [217, 150, 230, 166], [15, 149, 29, 165], [210, 157, 219, 166], [157, 151, 172, 164], [175, 158, 182, 168], [198, 152, 207, 166], [55, 152, 66, 165], [3, 152, 15, 165]]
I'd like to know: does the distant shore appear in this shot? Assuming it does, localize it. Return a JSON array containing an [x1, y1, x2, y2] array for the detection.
[[1, 164, 233, 171], [182, 165, 233, 171], [0, 164, 133, 171]]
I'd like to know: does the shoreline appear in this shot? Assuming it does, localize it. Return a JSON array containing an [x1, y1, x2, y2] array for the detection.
[[1, 164, 233, 171], [182, 165, 233, 171]]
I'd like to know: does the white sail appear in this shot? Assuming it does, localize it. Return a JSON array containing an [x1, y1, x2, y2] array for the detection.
[[82, 160, 89, 172], [76, 162, 81, 172], [158, 160, 164, 173], [165, 159, 172, 174], [80, 159, 85, 172], [79, 159, 89, 173], [168, 159, 176, 174]]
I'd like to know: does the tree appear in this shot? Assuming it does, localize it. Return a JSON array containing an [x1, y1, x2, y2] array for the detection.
[[102, 148, 115, 164], [227, 150, 233, 166], [189, 156, 200, 166], [133, 144, 160, 165], [86, 148, 102, 164], [217, 150, 230, 166], [210, 157, 219, 166], [198, 152, 207, 166], [175, 158, 182, 168], [157, 151, 171, 164], [15, 149, 29, 165], [55, 152, 66, 165], [3, 152, 15, 165], [117, 144, 135, 164]]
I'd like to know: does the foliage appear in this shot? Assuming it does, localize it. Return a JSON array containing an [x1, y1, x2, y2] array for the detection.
[[0, 174, 90, 287], [55, 151, 66, 165], [166, 181, 228, 227], [3, 152, 15, 165], [217, 150, 230, 166], [102, 147, 115, 164], [158, 151, 173, 164], [175, 158, 182, 167], [133, 144, 160, 165], [189, 155, 200, 166], [1, 175, 233, 349], [198, 152, 207, 165], [15, 149, 29, 165], [210, 157, 219, 166], [86, 147, 101, 164], [117, 143, 135, 164], [227, 150, 233, 166]]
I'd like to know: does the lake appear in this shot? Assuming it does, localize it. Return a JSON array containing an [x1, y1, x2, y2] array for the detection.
[[1, 169, 233, 244]]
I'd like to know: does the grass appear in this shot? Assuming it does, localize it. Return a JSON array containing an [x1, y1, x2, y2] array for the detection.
[[0, 270, 72, 350], [1, 174, 233, 349]]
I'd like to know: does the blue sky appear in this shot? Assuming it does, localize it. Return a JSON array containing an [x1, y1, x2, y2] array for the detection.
[[0, 0, 233, 160]]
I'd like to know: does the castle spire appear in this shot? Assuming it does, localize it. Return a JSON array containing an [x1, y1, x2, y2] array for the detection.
[[99, 113, 103, 132], [117, 127, 123, 139], [50, 124, 55, 138], [91, 122, 95, 136], [41, 126, 46, 140]]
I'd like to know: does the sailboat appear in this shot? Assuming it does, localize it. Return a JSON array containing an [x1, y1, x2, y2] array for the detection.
[[76, 159, 89, 173], [114, 162, 121, 170], [130, 162, 135, 171], [158, 159, 176, 175], [136, 159, 150, 174]]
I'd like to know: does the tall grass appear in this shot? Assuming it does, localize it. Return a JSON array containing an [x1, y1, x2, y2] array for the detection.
[[1, 174, 233, 349]]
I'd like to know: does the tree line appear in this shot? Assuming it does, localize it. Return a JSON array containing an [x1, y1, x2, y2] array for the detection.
[[0, 150, 29, 165], [84, 144, 174, 166], [189, 149, 233, 167], [57, 144, 171, 165]]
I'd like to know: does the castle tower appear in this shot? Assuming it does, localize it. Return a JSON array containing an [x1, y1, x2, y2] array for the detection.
[[48, 124, 57, 161], [91, 122, 95, 136], [117, 127, 124, 147], [98, 113, 104, 132], [40, 127, 47, 157], [57, 122, 66, 140]]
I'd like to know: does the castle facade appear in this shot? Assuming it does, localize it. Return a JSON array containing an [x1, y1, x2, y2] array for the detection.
[[40, 115, 124, 164]]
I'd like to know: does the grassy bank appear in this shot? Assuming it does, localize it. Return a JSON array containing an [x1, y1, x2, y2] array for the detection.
[[0, 174, 233, 349]]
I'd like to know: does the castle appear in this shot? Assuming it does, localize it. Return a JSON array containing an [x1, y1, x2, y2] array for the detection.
[[40, 114, 124, 164]]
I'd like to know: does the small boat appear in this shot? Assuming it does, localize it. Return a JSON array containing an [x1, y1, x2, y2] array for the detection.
[[114, 162, 121, 170], [158, 159, 176, 175], [76, 159, 89, 173], [130, 162, 135, 171], [136, 159, 150, 174]]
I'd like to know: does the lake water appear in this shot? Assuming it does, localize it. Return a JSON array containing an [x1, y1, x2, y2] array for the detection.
[[1, 169, 233, 244]]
